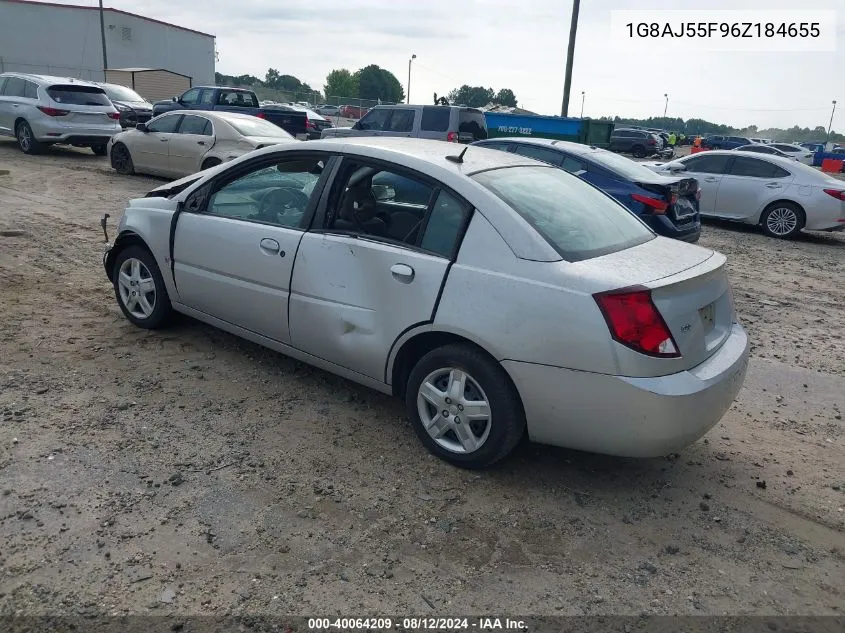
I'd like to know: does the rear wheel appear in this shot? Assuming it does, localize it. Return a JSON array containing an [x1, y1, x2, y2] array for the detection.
[[761, 202, 804, 239], [405, 344, 525, 469], [15, 121, 42, 154], [201, 157, 222, 171], [112, 245, 172, 329], [632, 145, 646, 158], [91, 144, 108, 156], [110, 143, 134, 175]]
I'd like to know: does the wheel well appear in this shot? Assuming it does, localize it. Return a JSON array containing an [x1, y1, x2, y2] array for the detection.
[[202, 157, 221, 169], [390, 331, 502, 398], [105, 232, 151, 281], [14, 117, 27, 132], [759, 199, 806, 226]]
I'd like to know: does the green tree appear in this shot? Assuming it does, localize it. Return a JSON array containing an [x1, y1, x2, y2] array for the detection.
[[265, 68, 281, 88], [355, 65, 404, 103], [447, 85, 495, 108], [494, 88, 518, 108], [324, 68, 359, 99]]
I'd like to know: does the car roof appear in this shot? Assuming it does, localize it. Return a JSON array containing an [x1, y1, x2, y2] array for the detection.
[[478, 136, 609, 157], [0, 72, 103, 88], [155, 110, 266, 123], [683, 149, 798, 167]]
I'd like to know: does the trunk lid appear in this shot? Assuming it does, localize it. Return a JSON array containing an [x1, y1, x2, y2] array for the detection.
[[637, 176, 699, 223]]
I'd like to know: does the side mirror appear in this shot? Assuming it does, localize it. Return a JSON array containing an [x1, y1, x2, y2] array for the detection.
[[667, 163, 686, 172], [171, 96, 177, 102], [136, 123, 148, 132], [371, 184, 395, 201]]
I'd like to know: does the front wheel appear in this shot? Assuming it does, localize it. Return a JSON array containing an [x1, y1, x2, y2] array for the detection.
[[110, 143, 134, 175], [761, 202, 804, 239], [405, 344, 525, 469], [91, 144, 108, 156], [112, 245, 172, 329]]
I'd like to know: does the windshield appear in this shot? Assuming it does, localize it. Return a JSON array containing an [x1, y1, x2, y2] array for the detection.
[[47, 85, 111, 106], [225, 117, 294, 139], [102, 84, 145, 102], [473, 166, 654, 262], [582, 149, 670, 181]]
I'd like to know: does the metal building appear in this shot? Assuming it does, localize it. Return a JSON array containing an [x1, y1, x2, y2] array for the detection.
[[0, 0, 215, 87]]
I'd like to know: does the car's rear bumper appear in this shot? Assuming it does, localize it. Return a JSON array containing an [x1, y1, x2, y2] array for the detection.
[[646, 214, 701, 242], [31, 117, 120, 145], [503, 323, 749, 457]]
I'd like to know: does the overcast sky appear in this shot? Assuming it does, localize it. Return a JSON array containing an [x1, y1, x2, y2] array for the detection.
[[44, 0, 843, 130]]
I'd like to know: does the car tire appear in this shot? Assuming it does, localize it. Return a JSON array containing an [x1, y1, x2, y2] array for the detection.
[[112, 245, 172, 329], [761, 202, 805, 239], [405, 343, 525, 469], [201, 157, 222, 171], [632, 145, 646, 158], [110, 143, 134, 175], [91, 144, 108, 156], [15, 120, 43, 155]]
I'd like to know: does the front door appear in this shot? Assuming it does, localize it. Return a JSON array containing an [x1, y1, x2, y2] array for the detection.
[[289, 158, 472, 382], [168, 114, 213, 176], [173, 154, 330, 343], [678, 153, 733, 216], [714, 156, 794, 221], [353, 108, 391, 137], [133, 113, 182, 176]]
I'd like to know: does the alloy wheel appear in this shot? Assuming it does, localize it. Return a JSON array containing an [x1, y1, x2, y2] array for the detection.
[[17, 124, 31, 152], [117, 257, 156, 319], [417, 368, 492, 454], [766, 207, 798, 236]]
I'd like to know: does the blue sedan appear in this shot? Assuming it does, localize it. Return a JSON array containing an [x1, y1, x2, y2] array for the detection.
[[473, 138, 701, 242]]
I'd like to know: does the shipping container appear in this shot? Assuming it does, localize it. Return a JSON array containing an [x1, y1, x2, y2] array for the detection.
[[483, 112, 615, 148]]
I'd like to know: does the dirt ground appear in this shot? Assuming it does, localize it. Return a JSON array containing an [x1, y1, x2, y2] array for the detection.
[[0, 139, 843, 618]]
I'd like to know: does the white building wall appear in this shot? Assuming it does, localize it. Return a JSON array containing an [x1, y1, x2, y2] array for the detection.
[[0, 1, 215, 84]]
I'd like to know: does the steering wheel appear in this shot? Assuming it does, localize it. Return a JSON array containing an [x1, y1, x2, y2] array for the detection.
[[255, 188, 310, 224]]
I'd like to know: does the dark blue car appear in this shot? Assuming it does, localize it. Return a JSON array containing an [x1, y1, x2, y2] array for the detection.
[[473, 138, 701, 242]]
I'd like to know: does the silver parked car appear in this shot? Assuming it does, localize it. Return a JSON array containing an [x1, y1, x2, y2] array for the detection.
[[0, 73, 121, 155], [102, 138, 749, 468], [644, 150, 845, 238], [765, 143, 815, 164], [107, 110, 297, 178]]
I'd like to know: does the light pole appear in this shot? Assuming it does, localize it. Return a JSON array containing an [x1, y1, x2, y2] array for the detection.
[[560, 0, 581, 117], [98, 0, 108, 75], [407, 54, 416, 104], [828, 100, 838, 139], [580, 91, 585, 118], [663, 93, 668, 119]]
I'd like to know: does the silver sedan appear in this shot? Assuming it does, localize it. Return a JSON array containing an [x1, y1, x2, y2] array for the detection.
[[102, 138, 749, 468], [644, 150, 845, 238], [107, 110, 297, 179]]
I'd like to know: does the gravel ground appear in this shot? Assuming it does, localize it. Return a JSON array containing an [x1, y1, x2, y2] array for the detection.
[[0, 140, 843, 618]]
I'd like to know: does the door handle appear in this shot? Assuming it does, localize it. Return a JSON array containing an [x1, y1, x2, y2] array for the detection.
[[197, 141, 206, 146], [703, 177, 719, 182], [765, 183, 782, 189], [390, 263, 414, 283], [160, 138, 169, 142], [259, 238, 280, 253]]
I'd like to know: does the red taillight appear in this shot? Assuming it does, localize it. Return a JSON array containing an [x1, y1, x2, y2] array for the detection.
[[255, 112, 266, 119], [823, 188, 845, 201], [306, 119, 317, 130], [647, 138, 656, 145], [37, 106, 69, 117], [631, 193, 669, 214], [446, 131, 458, 143], [107, 112, 121, 120], [594, 288, 680, 358]]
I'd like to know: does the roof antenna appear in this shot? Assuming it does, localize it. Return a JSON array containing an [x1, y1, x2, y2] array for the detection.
[[446, 146, 468, 164]]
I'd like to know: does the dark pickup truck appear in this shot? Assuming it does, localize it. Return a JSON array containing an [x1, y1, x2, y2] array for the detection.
[[152, 86, 308, 138]]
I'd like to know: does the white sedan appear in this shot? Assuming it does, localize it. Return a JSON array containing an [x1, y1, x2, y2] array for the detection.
[[644, 150, 845, 238], [101, 138, 749, 468], [108, 110, 297, 179], [766, 143, 815, 164]]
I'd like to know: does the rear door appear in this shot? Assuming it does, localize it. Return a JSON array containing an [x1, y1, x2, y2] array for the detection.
[[419, 106, 450, 140], [132, 113, 182, 176], [168, 114, 213, 176], [0, 76, 26, 135], [289, 157, 471, 381], [678, 153, 733, 215], [715, 156, 794, 220]]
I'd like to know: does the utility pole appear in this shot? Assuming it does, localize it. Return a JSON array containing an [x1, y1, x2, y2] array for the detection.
[[828, 100, 838, 139], [560, 0, 580, 117], [99, 0, 108, 76], [407, 54, 416, 104], [663, 93, 668, 118], [580, 91, 585, 118]]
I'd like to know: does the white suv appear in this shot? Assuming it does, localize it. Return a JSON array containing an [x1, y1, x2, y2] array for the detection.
[[0, 73, 122, 155]]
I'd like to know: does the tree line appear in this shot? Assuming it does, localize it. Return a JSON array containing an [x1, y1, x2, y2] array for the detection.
[[602, 116, 843, 143]]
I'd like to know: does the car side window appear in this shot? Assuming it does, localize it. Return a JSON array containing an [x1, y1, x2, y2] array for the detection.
[[513, 144, 564, 167], [180, 88, 201, 105], [729, 157, 790, 179], [387, 109, 415, 132], [327, 162, 435, 245], [478, 142, 513, 152], [357, 109, 390, 131], [420, 190, 472, 258], [205, 158, 325, 228], [179, 115, 212, 136], [198, 89, 215, 105], [23, 81, 38, 99], [421, 106, 450, 131], [682, 154, 732, 174], [3, 77, 26, 97], [0, 77, 6, 94], [147, 115, 182, 134], [561, 155, 586, 174]]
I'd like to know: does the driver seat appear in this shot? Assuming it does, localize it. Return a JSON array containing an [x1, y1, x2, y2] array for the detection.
[[336, 182, 387, 236]]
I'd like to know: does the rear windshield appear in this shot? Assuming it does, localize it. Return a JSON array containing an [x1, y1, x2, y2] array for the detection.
[[225, 117, 293, 139], [472, 166, 654, 262], [47, 85, 111, 106], [582, 149, 668, 181], [458, 109, 488, 141]]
